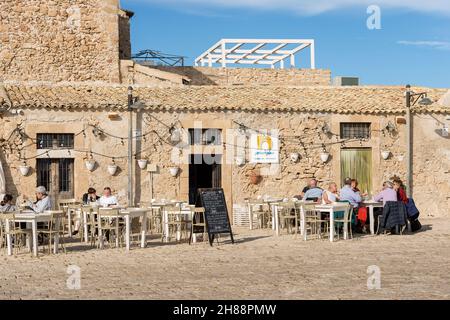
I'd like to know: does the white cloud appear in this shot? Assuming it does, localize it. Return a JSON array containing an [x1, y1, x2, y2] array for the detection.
[[132, 0, 450, 15], [397, 40, 450, 51]]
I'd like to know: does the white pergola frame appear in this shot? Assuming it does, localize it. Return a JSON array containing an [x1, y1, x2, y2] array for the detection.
[[195, 39, 315, 69]]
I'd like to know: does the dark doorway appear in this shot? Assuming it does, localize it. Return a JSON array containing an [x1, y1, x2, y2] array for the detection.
[[189, 154, 222, 204]]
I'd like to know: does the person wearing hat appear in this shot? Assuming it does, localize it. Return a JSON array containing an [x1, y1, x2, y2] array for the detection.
[[24, 186, 53, 213]]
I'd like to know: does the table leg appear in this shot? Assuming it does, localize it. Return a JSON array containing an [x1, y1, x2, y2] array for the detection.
[[125, 215, 131, 251], [141, 213, 147, 248], [344, 208, 349, 240], [176, 215, 182, 241], [301, 206, 307, 241], [163, 211, 169, 243], [369, 206, 375, 235], [54, 233, 59, 254], [83, 211, 89, 243], [271, 204, 276, 231], [248, 204, 253, 230], [32, 220, 38, 257], [5, 220, 12, 256], [98, 215, 104, 249], [329, 209, 335, 242], [274, 205, 280, 236]]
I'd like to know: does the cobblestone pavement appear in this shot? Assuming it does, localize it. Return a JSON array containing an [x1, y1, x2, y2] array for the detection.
[[1, 218, 449, 300]]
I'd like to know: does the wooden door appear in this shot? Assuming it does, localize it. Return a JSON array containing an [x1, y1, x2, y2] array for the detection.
[[340, 148, 372, 195], [37, 158, 74, 205]]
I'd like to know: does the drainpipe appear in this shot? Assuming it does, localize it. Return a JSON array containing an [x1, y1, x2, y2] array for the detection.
[[405, 84, 412, 198], [128, 86, 134, 207]]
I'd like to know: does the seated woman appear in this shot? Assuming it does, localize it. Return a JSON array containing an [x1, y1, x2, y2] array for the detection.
[[0, 194, 17, 213], [392, 178, 408, 204], [82, 187, 100, 205]]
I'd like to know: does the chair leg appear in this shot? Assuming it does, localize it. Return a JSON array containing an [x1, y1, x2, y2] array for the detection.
[[376, 216, 382, 235]]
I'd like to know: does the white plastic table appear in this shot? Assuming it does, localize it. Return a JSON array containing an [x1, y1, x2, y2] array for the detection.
[[361, 201, 384, 235], [248, 199, 282, 231], [273, 201, 306, 236], [97, 208, 149, 251], [161, 207, 191, 243], [8, 211, 58, 257], [314, 203, 351, 242], [120, 208, 149, 251]]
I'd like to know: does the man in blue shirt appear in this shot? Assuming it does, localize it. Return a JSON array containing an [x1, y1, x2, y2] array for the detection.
[[303, 179, 323, 202], [340, 177, 362, 208]]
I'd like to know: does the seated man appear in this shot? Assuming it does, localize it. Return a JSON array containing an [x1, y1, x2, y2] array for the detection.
[[322, 182, 340, 204], [98, 187, 119, 208], [24, 186, 52, 213], [303, 179, 323, 202], [341, 178, 364, 232], [340, 177, 362, 208], [373, 181, 398, 206]]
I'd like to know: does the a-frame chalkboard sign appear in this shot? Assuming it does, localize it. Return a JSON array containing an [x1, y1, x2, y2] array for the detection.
[[197, 188, 234, 246]]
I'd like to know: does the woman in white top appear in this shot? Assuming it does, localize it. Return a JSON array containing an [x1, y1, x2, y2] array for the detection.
[[322, 182, 340, 204], [98, 187, 119, 208]]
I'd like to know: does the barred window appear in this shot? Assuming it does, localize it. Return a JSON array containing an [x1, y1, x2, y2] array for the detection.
[[37, 134, 74, 149], [340, 123, 371, 139]]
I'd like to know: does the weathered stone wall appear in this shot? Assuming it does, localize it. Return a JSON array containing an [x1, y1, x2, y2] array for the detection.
[[118, 10, 132, 60], [1, 108, 449, 217], [0, 0, 122, 83], [150, 67, 332, 86], [120, 60, 188, 86], [412, 115, 450, 216]]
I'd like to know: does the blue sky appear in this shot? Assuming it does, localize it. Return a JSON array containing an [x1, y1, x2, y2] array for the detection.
[[123, 0, 450, 88]]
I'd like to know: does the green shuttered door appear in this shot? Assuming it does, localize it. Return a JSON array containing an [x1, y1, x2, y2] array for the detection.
[[340, 148, 372, 195]]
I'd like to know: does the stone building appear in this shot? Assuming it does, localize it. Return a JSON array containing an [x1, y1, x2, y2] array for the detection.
[[1, 0, 449, 218]]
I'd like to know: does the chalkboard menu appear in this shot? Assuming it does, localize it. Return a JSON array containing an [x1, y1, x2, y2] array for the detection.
[[198, 188, 234, 246]]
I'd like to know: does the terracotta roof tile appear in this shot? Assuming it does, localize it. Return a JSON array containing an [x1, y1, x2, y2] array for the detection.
[[0, 83, 449, 114]]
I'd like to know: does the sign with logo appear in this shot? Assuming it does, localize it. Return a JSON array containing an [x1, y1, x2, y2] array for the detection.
[[249, 132, 279, 164]]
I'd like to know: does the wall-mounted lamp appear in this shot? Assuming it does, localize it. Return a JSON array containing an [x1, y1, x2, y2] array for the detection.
[[138, 159, 148, 170], [381, 150, 391, 160], [441, 125, 449, 137], [19, 161, 31, 176], [290, 153, 300, 163], [107, 159, 118, 176], [320, 145, 330, 163], [169, 127, 181, 143], [85, 159, 96, 172], [385, 121, 397, 133], [169, 166, 180, 177], [321, 123, 331, 134], [236, 156, 245, 166]]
